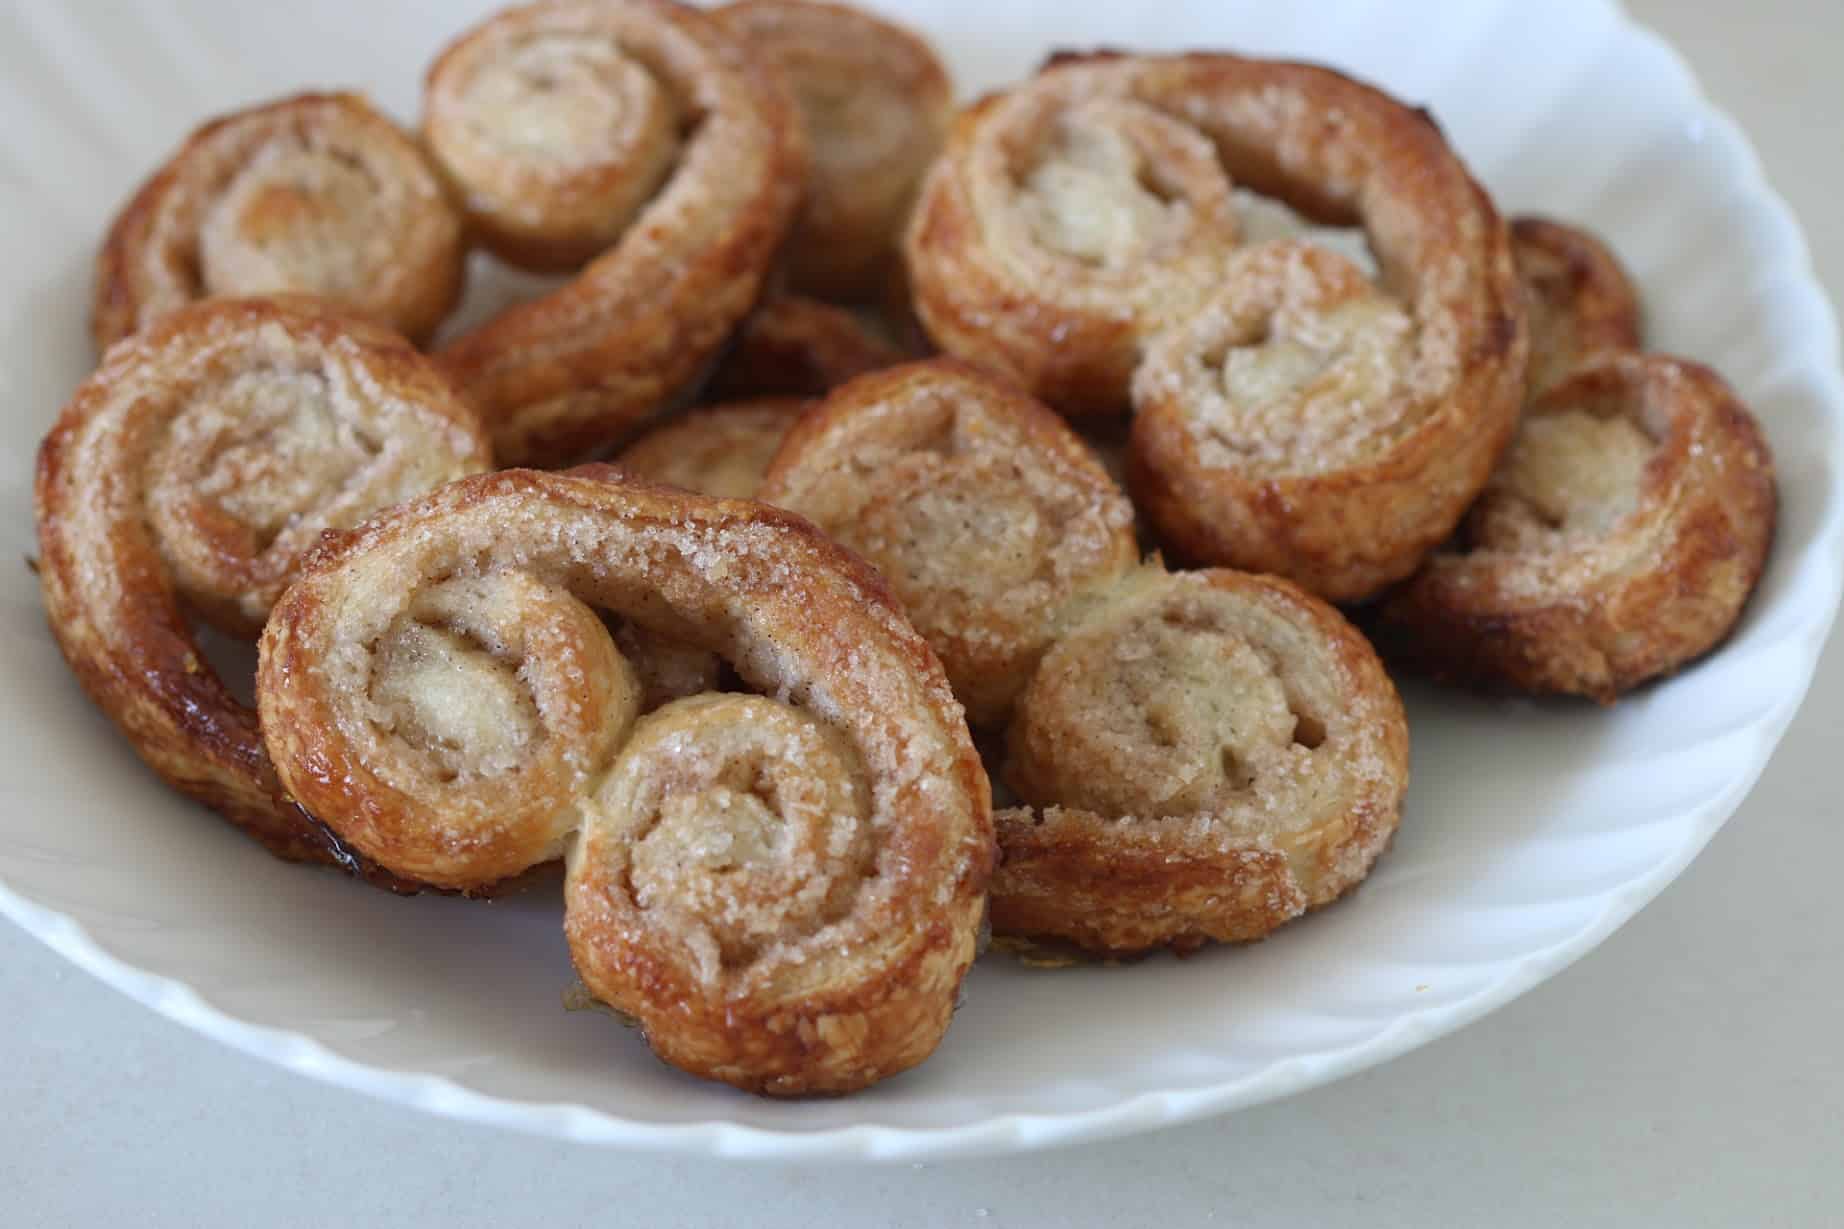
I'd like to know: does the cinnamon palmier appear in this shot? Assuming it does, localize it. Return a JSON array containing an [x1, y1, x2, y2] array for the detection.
[[1376, 353, 1775, 700], [1511, 216, 1643, 396], [1129, 235, 1524, 601], [427, 0, 807, 465], [617, 398, 807, 498], [703, 295, 906, 403], [35, 297, 491, 864], [257, 467, 992, 1093], [716, 0, 953, 300], [905, 52, 1522, 426], [759, 360, 1139, 725], [995, 567, 1409, 956], [95, 93, 466, 351]]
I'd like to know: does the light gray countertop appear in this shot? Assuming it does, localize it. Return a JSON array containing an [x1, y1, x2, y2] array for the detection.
[[5, 2, 1839, 1224]]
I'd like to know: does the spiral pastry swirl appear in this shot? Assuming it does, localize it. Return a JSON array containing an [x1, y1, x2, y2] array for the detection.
[[257, 467, 992, 1093], [427, 0, 808, 466], [995, 568, 1410, 956], [1511, 216, 1643, 396], [1377, 353, 1776, 700], [35, 297, 492, 864], [95, 93, 466, 351], [906, 52, 1523, 429], [1128, 235, 1521, 600], [715, 0, 953, 301], [760, 360, 1139, 726]]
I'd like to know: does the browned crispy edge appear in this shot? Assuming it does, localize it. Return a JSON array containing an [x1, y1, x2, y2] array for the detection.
[[1511, 215, 1644, 394]]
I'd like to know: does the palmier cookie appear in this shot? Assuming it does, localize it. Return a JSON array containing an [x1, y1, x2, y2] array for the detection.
[[427, 0, 808, 465], [995, 567, 1409, 956], [95, 92, 465, 350], [257, 467, 993, 1094], [1376, 352, 1775, 701], [35, 297, 491, 867], [716, 0, 953, 301], [906, 51, 1523, 431], [759, 360, 1139, 725]]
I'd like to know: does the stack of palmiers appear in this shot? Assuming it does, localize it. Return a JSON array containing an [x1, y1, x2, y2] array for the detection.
[[35, 0, 1775, 1096]]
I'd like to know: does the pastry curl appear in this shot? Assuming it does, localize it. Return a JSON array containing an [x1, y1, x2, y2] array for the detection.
[[427, 0, 808, 465], [94, 93, 466, 351], [35, 297, 492, 865], [617, 397, 807, 498], [759, 360, 1139, 725], [1511, 216, 1643, 395], [703, 295, 906, 402], [1129, 237, 1524, 601], [905, 52, 1522, 423], [715, 0, 953, 300], [1376, 353, 1775, 700], [995, 567, 1409, 956], [257, 467, 992, 1093]]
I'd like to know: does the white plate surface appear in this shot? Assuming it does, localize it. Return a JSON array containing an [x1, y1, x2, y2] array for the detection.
[[0, 0, 1839, 1162]]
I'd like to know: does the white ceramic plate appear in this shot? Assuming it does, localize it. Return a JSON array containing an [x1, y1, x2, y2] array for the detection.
[[1, 0, 1839, 1162]]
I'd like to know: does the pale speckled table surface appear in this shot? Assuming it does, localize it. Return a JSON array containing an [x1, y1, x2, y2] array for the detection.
[[4, 2, 1840, 1225]]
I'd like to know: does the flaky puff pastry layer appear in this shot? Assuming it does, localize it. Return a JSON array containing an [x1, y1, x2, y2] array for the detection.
[[716, 0, 953, 301], [427, 0, 808, 465], [760, 360, 1139, 726], [95, 93, 466, 351], [257, 467, 992, 1094], [905, 52, 1523, 427], [1511, 216, 1643, 396], [35, 297, 491, 867], [996, 568, 1409, 956], [1376, 353, 1776, 701]]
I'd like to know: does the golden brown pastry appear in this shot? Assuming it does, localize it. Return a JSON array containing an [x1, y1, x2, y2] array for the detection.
[[95, 93, 466, 351], [715, 0, 953, 300], [703, 295, 906, 403], [1128, 236, 1525, 602], [1512, 216, 1643, 396], [620, 295, 907, 497], [1376, 353, 1776, 701], [759, 360, 1139, 725], [36, 297, 492, 865], [616, 398, 808, 498], [905, 52, 1522, 427], [257, 466, 992, 1094], [427, 0, 808, 465], [995, 567, 1409, 956]]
